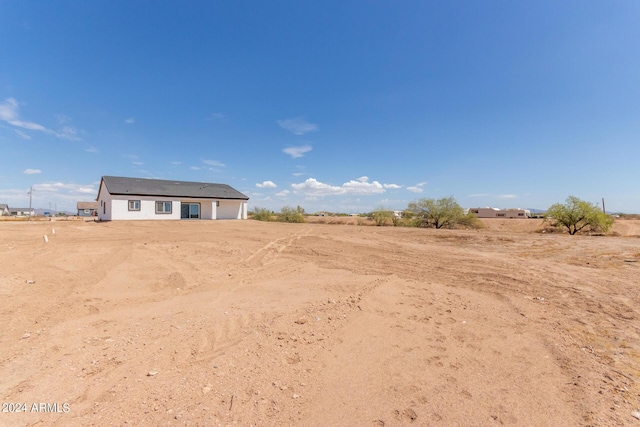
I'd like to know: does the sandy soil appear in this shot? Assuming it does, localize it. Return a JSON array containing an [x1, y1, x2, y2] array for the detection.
[[1, 219, 639, 426]]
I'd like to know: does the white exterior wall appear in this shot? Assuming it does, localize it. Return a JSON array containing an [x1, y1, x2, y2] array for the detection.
[[97, 179, 247, 221], [216, 200, 246, 219], [201, 201, 214, 220], [97, 181, 112, 221], [502, 209, 529, 218], [110, 197, 180, 220]]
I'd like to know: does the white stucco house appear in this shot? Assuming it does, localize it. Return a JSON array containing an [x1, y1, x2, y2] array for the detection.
[[96, 176, 249, 221], [468, 207, 530, 219], [9, 207, 35, 216]]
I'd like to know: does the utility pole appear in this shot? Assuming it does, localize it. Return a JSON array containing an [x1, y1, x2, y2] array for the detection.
[[28, 186, 34, 221], [602, 198, 606, 214]]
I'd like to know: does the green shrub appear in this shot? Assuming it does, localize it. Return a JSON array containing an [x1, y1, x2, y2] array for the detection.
[[545, 196, 614, 235], [278, 206, 306, 223], [371, 209, 393, 226], [252, 207, 273, 221], [456, 212, 483, 229], [407, 196, 465, 229]]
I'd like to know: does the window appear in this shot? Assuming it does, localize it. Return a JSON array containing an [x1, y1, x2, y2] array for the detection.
[[496, 213, 506, 217], [518, 213, 524, 216], [84, 209, 91, 214], [128, 200, 141, 211], [156, 201, 172, 214]]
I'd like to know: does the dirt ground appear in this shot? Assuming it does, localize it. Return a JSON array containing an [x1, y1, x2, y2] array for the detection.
[[1, 218, 639, 426]]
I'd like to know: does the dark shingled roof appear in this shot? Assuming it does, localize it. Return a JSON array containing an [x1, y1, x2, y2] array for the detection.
[[101, 176, 249, 200]]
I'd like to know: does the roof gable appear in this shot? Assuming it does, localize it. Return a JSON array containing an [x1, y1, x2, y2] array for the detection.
[[100, 176, 249, 200], [77, 201, 98, 210]]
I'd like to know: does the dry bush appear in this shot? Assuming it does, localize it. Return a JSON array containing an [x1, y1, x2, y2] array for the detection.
[[537, 226, 564, 234]]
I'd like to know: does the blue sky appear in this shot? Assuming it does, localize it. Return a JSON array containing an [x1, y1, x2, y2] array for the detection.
[[1, 1, 639, 213]]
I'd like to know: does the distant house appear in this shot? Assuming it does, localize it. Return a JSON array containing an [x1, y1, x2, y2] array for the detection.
[[0, 203, 9, 216], [10, 207, 35, 217], [77, 201, 98, 217], [96, 176, 249, 221], [468, 207, 530, 219]]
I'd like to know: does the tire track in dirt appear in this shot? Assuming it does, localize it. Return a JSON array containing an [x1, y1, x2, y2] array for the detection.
[[244, 227, 313, 265]]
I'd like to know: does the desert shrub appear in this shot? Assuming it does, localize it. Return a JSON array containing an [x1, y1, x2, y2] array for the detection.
[[456, 212, 483, 229], [357, 218, 374, 226], [371, 209, 393, 226], [406, 196, 465, 229], [278, 206, 306, 223], [545, 196, 614, 235], [252, 207, 273, 221]]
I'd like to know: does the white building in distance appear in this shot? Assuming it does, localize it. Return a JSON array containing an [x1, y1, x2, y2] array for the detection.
[[468, 207, 530, 219]]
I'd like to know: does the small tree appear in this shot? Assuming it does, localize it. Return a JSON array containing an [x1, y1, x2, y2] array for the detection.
[[407, 196, 464, 229], [371, 208, 393, 226], [545, 196, 613, 235], [278, 206, 306, 223]]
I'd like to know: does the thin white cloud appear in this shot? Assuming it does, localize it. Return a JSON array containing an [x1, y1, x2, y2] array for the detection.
[[23, 168, 41, 174], [406, 181, 427, 193], [256, 181, 277, 188], [125, 118, 135, 124], [56, 114, 72, 124], [34, 182, 91, 192], [0, 98, 82, 141], [58, 126, 80, 140], [275, 190, 290, 197], [468, 193, 490, 198], [496, 194, 517, 199], [132, 161, 144, 165], [283, 144, 312, 158], [0, 181, 98, 211], [356, 176, 368, 182], [1, 98, 31, 121], [85, 146, 98, 153], [202, 159, 226, 167], [208, 113, 226, 121], [292, 172, 308, 177], [383, 184, 402, 189], [190, 166, 202, 170], [291, 177, 386, 197], [171, 161, 182, 165], [14, 130, 31, 139], [277, 117, 318, 135]]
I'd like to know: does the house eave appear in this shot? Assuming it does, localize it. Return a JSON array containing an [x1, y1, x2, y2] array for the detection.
[[107, 192, 249, 200]]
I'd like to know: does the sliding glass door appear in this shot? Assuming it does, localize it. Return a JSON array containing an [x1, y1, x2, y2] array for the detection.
[[180, 202, 200, 219]]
